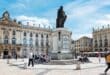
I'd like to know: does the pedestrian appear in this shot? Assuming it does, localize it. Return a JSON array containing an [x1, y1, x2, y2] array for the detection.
[[98, 53, 101, 63], [104, 52, 110, 75], [28, 52, 34, 67], [15, 53, 17, 60]]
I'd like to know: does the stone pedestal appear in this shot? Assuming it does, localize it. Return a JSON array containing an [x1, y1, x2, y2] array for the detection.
[[51, 28, 72, 60]]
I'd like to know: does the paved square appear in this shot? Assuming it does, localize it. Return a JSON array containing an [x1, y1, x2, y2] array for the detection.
[[0, 58, 110, 75]]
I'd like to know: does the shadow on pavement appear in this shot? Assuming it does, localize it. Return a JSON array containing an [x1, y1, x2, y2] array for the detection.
[[99, 73, 110, 75], [9, 63, 27, 70], [36, 69, 52, 75], [75, 65, 105, 71]]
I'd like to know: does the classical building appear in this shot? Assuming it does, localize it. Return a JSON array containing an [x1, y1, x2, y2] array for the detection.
[[0, 11, 52, 58], [93, 25, 110, 52], [0, 10, 72, 59], [73, 36, 93, 53]]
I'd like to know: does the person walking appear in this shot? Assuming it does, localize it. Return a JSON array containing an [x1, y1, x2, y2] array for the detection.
[[28, 52, 34, 67], [98, 52, 101, 63], [104, 52, 110, 75], [15, 53, 17, 60]]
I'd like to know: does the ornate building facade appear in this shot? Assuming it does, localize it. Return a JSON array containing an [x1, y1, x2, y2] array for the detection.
[[73, 36, 93, 53], [93, 26, 110, 52], [0, 11, 52, 58], [0, 11, 72, 59]]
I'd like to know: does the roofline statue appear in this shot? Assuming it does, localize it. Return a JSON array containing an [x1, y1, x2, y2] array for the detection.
[[56, 6, 67, 28]]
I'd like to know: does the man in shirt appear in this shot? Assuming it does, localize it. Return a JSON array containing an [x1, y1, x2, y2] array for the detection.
[[28, 52, 34, 67]]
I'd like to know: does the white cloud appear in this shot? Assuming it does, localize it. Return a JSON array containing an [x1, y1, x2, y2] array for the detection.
[[65, 0, 110, 19], [16, 15, 52, 28], [96, 14, 110, 25], [63, 0, 110, 40]]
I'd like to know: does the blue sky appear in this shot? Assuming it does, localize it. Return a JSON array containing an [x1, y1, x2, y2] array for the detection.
[[0, 0, 110, 40]]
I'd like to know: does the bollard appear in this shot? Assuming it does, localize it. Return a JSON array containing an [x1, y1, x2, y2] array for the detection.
[[75, 61, 81, 70], [7, 59, 9, 64], [23, 62, 27, 69], [22, 58, 24, 62]]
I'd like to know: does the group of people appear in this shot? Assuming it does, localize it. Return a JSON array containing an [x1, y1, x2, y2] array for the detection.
[[77, 52, 110, 74], [78, 55, 89, 63], [28, 52, 50, 67]]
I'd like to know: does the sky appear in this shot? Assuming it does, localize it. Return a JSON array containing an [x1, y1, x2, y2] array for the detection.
[[0, 0, 110, 40]]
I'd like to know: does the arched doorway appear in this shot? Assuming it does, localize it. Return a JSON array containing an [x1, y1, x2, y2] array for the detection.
[[11, 49, 16, 58], [104, 48, 108, 51], [23, 49, 27, 58], [100, 49, 102, 51], [3, 49, 8, 59]]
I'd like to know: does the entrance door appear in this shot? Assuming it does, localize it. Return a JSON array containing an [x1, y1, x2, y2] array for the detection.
[[12, 49, 16, 58], [3, 50, 8, 59], [23, 49, 27, 58]]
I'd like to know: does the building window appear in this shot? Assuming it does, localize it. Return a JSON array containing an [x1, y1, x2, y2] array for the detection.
[[46, 35, 48, 46], [23, 38, 27, 45], [36, 39, 38, 46], [24, 32, 26, 36], [100, 49, 102, 51], [11, 48, 16, 58], [46, 42, 48, 47], [41, 40, 43, 47], [95, 40, 97, 47], [23, 49, 27, 58], [99, 39, 102, 47], [4, 35, 8, 44], [46, 34, 48, 38], [105, 48, 108, 51], [41, 34, 43, 38], [13, 30, 16, 35], [29, 38, 33, 46], [30, 33, 33, 37], [104, 39, 108, 47], [85, 42, 87, 46], [41, 34, 43, 47], [36, 34, 38, 37], [95, 49, 98, 51], [36, 34, 38, 46], [12, 37, 16, 44]]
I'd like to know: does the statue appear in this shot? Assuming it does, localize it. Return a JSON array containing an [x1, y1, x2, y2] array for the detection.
[[56, 6, 67, 28]]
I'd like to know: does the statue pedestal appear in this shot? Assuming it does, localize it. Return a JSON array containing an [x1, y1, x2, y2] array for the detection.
[[51, 28, 72, 60]]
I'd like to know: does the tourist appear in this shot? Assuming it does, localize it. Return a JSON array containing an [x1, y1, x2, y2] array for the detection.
[[28, 52, 34, 67], [15, 53, 17, 60], [104, 51, 110, 75]]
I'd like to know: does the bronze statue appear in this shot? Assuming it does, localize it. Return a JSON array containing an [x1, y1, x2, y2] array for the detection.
[[56, 6, 67, 28]]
